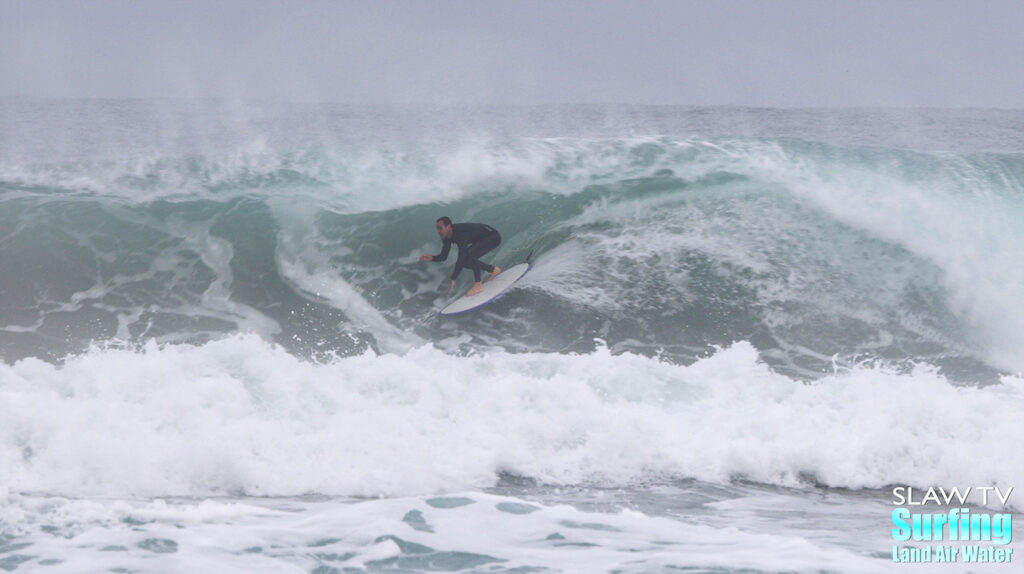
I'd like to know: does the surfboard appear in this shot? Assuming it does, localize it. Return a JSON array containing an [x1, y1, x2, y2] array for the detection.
[[439, 263, 531, 316]]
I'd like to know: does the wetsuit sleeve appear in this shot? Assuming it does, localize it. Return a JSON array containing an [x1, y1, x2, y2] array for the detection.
[[432, 239, 452, 262]]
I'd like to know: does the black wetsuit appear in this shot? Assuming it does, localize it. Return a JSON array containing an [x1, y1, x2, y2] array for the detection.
[[432, 223, 501, 282]]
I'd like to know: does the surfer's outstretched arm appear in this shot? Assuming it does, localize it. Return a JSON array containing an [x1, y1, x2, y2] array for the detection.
[[420, 238, 452, 262]]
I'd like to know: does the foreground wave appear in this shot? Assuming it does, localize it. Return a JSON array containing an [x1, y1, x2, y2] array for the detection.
[[2, 335, 1021, 499]]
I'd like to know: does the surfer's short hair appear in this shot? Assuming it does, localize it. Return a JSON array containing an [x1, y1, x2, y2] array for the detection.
[[436, 216, 453, 226]]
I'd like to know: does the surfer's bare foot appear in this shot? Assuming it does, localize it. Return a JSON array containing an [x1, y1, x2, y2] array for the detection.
[[485, 267, 501, 282], [466, 282, 484, 296]]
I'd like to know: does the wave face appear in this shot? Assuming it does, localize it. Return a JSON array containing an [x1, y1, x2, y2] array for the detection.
[[2, 100, 1024, 501], [3, 101, 1023, 380]]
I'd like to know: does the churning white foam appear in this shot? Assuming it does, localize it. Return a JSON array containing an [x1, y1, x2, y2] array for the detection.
[[2, 335, 1021, 500], [0, 491, 908, 574]]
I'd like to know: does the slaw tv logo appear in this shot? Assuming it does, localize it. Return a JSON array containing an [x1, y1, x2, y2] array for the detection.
[[891, 486, 1014, 564]]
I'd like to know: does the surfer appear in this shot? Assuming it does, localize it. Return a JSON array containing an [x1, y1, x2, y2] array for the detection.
[[420, 217, 502, 296]]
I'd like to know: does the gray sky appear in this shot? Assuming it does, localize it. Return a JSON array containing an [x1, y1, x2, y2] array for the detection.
[[2, 0, 1023, 107]]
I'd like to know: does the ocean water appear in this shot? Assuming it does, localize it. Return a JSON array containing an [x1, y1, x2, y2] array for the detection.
[[1, 99, 1022, 572]]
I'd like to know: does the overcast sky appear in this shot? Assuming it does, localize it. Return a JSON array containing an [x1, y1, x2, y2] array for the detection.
[[2, 0, 1023, 107]]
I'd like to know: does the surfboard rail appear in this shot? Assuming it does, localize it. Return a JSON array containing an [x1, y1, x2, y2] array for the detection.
[[439, 262, 531, 316]]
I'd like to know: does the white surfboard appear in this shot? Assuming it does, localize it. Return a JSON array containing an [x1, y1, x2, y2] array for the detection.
[[439, 263, 531, 316]]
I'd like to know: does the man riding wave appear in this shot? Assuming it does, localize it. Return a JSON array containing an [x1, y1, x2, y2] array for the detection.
[[420, 216, 501, 297]]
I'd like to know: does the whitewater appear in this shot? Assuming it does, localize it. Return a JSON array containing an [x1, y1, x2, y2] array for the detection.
[[1, 99, 1023, 572]]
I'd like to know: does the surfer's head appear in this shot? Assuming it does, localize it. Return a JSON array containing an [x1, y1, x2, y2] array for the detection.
[[435, 216, 454, 239]]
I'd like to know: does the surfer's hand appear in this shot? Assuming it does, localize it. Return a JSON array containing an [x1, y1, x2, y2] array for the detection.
[[419, 254, 432, 261]]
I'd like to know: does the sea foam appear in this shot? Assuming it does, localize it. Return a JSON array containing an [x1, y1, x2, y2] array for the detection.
[[2, 335, 1020, 500]]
